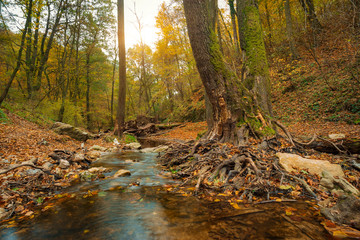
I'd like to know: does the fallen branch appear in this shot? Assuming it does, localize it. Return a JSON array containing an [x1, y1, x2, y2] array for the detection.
[[285, 174, 318, 200], [0, 163, 45, 175]]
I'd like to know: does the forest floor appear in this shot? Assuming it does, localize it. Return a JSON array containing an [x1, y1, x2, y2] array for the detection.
[[1, 111, 360, 237]]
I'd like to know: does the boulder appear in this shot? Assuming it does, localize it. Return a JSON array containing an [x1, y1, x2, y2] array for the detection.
[[140, 147, 156, 153], [73, 153, 86, 162], [125, 142, 141, 150], [153, 145, 169, 153], [86, 150, 101, 160], [42, 162, 54, 171], [276, 153, 344, 177], [328, 134, 346, 140], [59, 159, 70, 169], [321, 195, 360, 230], [51, 122, 93, 141], [320, 170, 359, 195], [114, 169, 131, 177]]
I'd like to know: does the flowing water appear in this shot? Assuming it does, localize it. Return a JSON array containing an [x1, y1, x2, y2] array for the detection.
[[0, 151, 330, 240]]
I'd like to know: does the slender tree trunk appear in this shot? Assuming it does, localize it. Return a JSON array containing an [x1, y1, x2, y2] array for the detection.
[[284, 0, 299, 59], [0, 0, 33, 107], [299, 0, 322, 32], [110, 50, 117, 128], [35, 0, 64, 92], [116, 0, 126, 137], [264, 0, 273, 49], [86, 52, 91, 129], [228, 0, 240, 52], [353, 0, 360, 29]]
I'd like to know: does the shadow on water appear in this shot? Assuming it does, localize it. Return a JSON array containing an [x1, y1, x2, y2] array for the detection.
[[0, 152, 330, 240]]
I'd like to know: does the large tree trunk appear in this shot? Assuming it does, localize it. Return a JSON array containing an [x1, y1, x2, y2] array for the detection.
[[237, 0, 273, 116], [183, 0, 273, 144], [116, 0, 126, 137]]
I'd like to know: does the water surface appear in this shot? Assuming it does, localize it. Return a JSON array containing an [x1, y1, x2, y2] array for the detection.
[[0, 151, 330, 240]]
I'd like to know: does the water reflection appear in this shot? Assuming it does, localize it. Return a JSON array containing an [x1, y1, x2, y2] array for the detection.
[[0, 152, 330, 240]]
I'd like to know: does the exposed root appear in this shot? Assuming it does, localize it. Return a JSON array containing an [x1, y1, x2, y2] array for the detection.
[[158, 139, 325, 202]]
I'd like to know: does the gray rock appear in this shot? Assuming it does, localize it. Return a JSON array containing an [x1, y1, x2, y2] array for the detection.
[[153, 145, 169, 153], [328, 134, 346, 140], [320, 177, 334, 189], [114, 169, 131, 177], [125, 159, 135, 163], [0, 208, 8, 220], [90, 145, 106, 152], [26, 169, 42, 175], [321, 170, 360, 195], [321, 195, 360, 229], [125, 142, 141, 150], [276, 153, 344, 177], [140, 147, 156, 153], [86, 151, 101, 160], [51, 122, 93, 141], [42, 162, 54, 171], [79, 171, 96, 181], [88, 167, 109, 173], [59, 159, 70, 169], [73, 153, 85, 162]]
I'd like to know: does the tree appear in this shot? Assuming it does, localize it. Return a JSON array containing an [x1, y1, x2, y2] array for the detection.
[[183, 0, 273, 144], [284, 0, 299, 59], [0, 0, 33, 107], [116, 0, 126, 137], [299, 0, 322, 33]]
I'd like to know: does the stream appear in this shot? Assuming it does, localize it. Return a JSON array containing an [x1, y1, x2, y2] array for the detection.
[[0, 150, 330, 239]]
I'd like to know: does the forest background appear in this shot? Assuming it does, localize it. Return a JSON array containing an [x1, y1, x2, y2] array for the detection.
[[0, 0, 359, 133]]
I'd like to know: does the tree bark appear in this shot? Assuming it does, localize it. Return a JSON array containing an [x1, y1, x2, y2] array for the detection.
[[299, 0, 322, 32], [116, 0, 126, 137], [237, 0, 272, 116], [284, 0, 299, 59], [183, 0, 273, 144]]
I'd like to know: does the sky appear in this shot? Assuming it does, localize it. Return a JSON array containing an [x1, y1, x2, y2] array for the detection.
[[123, 0, 169, 49]]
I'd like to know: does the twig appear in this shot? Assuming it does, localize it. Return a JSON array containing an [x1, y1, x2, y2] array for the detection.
[[254, 199, 297, 204], [0, 164, 45, 175], [273, 120, 295, 147], [285, 174, 318, 200], [317, 136, 347, 154]]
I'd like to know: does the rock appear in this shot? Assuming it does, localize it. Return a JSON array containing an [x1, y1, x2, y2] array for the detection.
[[51, 122, 93, 141], [79, 171, 96, 181], [140, 147, 156, 153], [42, 162, 54, 171], [88, 167, 109, 173], [320, 177, 334, 190], [86, 150, 101, 160], [73, 153, 86, 162], [153, 145, 169, 153], [321, 170, 360, 195], [125, 159, 135, 163], [321, 195, 360, 230], [276, 153, 344, 177], [59, 159, 70, 169], [125, 142, 141, 150], [90, 145, 106, 152], [328, 134, 346, 140], [114, 169, 131, 177], [0, 208, 7, 220], [26, 169, 42, 175]]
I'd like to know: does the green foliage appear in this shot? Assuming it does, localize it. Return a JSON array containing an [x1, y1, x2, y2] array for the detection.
[[0, 109, 10, 124], [124, 134, 137, 144]]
